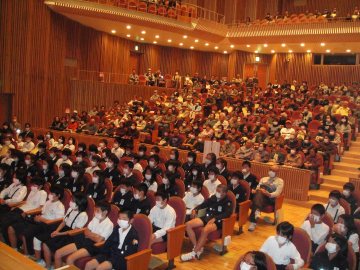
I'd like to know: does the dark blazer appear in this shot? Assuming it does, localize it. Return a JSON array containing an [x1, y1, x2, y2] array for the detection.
[[86, 183, 106, 202], [112, 190, 133, 211]]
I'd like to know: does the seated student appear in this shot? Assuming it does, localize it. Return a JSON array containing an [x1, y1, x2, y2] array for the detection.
[[132, 154, 143, 173], [85, 155, 101, 175], [63, 201, 114, 268], [248, 165, 284, 232], [48, 147, 60, 166], [143, 168, 158, 192], [68, 164, 85, 193], [260, 221, 304, 270], [123, 143, 135, 158], [301, 204, 330, 253], [181, 184, 233, 261], [87, 170, 106, 202], [35, 142, 49, 161], [75, 142, 87, 156], [88, 144, 99, 159], [182, 151, 198, 178], [147, 154, 163, 177], [342, 182, 357, 214], [103, 154, 120, 187], [52, 163, 71, 188], [137, 144, 148, 161], [183, 181, 204, 221], [164, 159, 181, 180], [130, 183, 152, 215], [8, 185, 65, 256], [166, 148, 182, 168], [303, 148, 322, 189], [324, 190, 345, 223], [0, 163, 12, 191], [0, 168, 28, 218], [333, 214, 359, 256], [284, 148, 303, 168], [228, 171, 247, 212], [184, 164, 203, 191], [216, 158, 230, 182], [63, 137, 76, 153], [97, 139, 108, 153], [83, 210, 138, 270], [55, 148, 73, 168], [38, 158, 55, 183], [157, 172, 179, 197], [39, 193, 89, 268], [149, 191, 176, 246], [203, 167, 222, 197], [239, 161, 258, 196], [112, 179, 133, 210], [24, 153, 38, 177], [74, 151, 88, 170], [238, 251, 268, 270], [119, 161, 138, 186], [310, 232, 349, 270], [1, 177, 47, 244], [201, 153, 217, 179]]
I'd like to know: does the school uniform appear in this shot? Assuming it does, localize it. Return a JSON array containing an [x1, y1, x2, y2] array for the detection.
[[183, 192, 204, 215], [301, 220, 329, 252], [55, 158, 73, 168], [239, 172, 258, 192], [150, 166, 163, 177], [342, 194, 358, 214], [157, 183, 179, 197], [203, 179, 222, 197], [324, 202, 345, 223], [111, 147, 124, 159], [148, 204, 176, 241], [194, 195, 232, 230], [51, 175, 70, 189], [38, 168, 55, 182], [0, 183, 27, 212], [182, 162, 199, 178], [87, 183, 106, 202], [104, 168, 121, 187], [35, 151, 49, 161], [119, 173, 138, 186], [0, 176, 11, 192], [310, 251, 348, 270], [184, 174, 203, 191], [25, 164, 38, 177], [1, 157, 14, 166], [94, 225, 138, 270], [112, 190, 133, 210], [85, 165, 100, 175], [219, 168, 230, 182], [130, 197, 152, 215], [143, 180, 158, 193], [67, 177, 85, 193], [229, 184, 247, 212]]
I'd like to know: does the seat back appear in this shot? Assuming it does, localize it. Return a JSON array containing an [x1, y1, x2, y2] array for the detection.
[[108, 204, 120, 225], [339, 198, 351, 215], [238, 180, 250, 200], [86, 197, 95, 226], [201, 185, 210, 200], [175, 179, 185, 198], [132, 169, 144, 183], [316, 243, 356, 270], [321, 212, 334, 230], [168, 196, 186, 226], [132, 214, 152, 250], [43, 182, 51, 194], [146, 190, 156, 208], [104, 179, 113, 202], [217, 175, 228, 186], [291, 227, 311, 265], [62, 189, 72, 211], [83, 173, 93, 192], [227, 191, 236, 213]]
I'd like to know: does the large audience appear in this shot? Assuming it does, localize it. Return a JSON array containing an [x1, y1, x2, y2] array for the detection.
[[0, 75, 359, 270]]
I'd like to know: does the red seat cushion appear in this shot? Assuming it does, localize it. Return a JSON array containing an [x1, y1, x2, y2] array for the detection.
[[262, 205, 274, 213], [151, 242, 167, 254]]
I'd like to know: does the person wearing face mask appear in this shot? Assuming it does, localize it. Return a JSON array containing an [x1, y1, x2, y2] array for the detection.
[[228, 171, 247, 213], [63, 136, 76, 153], [47, 147, 59, 166], [142, 168, 158, 192], [85, 155, 101, 175], [137, 144, 148, 161], [51, 163, 71, 188], [147, 154, 163, 177], [324, 190, 345, 223], [19, 123, 34, 139], [318, 135, 336, 171], [253, 143, 270, 163], [183, 181, 204, 221], [260, 221, 304, 270], [34, 142, 49, 161], [182, 152, 198, 178], [148, 191, 176, 246], [166, 148, 182, 168], [8, 185, 65, 256], [55, 148, 73, 168], [284, 148, 303, 168], [119, 161, 137, 186], [82, 210, 138, 270], [62, 201, 114, 268], [333, 214, 359, 257], [216, 158, 230, 181], [201, 153, 217, 179], [38, 159, 55, 182], [130, 183, 151, 215], [235, 140, 255, 161], [87, 170, 106, 202], [301, 204, 329, 253], [23, 153, 37, 177], [44, 132, 55, 149], [112, 180, 133, 210], [88, 144, 99, 159], [74, 142, 87, 156], [1, 177, 46, 244], [21, 134, 35, 153], [74, 151, 88, 170], [239, 161, 258, 196], [238, 251, 268, 270], [203, 167, 221, 197], [158, 172, 179, 197], [310, 233, 349, 270], [219, 138, 236, 157], [181, 184, 233, 261], [248, 165, 284, 232], [103, 154, 120, 188], [39, 193, 88, 268], [68, 164, 85, 193], [342, 182, 357, 214], [54, 135, 65, 150], [164, 159, 181, 180]]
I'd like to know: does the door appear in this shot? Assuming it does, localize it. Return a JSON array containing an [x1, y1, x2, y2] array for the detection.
[[0, 94, 13, 124], [129, 52, 140, 75], [244, 63, 269, 90]]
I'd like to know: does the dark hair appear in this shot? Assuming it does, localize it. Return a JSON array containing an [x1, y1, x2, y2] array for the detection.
[[138, 144, 147, 152], [91, 155, 101, 163], [187, 151, 197, 161], [119, 209, 134, 220], [95, 200, 111, 214], [30, 176, 45, 187], [151, 146, 160, 154], [37, 135, 44, 141], [242, 160, 251, 168], [217, 158, 227, 168], [231, 170, 242, 180], [143, 169, 155, 184], [38, 142, 47, 149], [78, 143, 87, 151], [102, 148, 112, 159], [329, 232, 348, 259], [276, 221, 294, 240], [108, 154, 119, 165], [207, 166, 219, 175], [72, 164, 85, 176], [243, 251, 267, 270], [338, 214, 357, 239], [50, 185, 64, 200], [59, 163, 72, 176], [88, 144, 98, 153], [155, 191, 168, 201], [121, 179, 133, 187], [192, 180, 203, 190], [311, 203, 326, 216], [99, 139, 108, 146], [68, 137, 76, 145], [343, 182, 355, 192], [329, 190, 341, 200], [149, 154, 159, 163], [62, 148, 72, 157], [164, 171, 177, 185], [206, 153, 217, 163], [124, 161, 134, 169], [73, 192, 88, 212], [134, 183, 148, 195], [170, 148, 179, 160], [93, 170, 105, 185], [76, 151, 87, 158], [14, 169, 27, 185]]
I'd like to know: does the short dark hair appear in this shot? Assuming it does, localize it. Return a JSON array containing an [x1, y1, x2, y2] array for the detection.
[[78, 143, 87, 151], [14, 168, 27, 185], [192, 180, 203, 190], [96, 200, 111, 214], [30, 176, 45, 187], [119, 209, 134, 220], [108, 154, 119, 165], [138, 144, 147, 152], [62, 148, 72, 156], [134, 183, 148, 195], [124, 161, 134, 169], [60, 163, 72, 176], [155, 191, 168, 201], [231, 170, 242, 180], [208, 166, 219, 175], [311, 203, 326, 216], [91, 155, 101, 163], [329, 190, 341, 200], [187, 151, 197, 160], [50, 185, 64, 200], [73, 192, 88, 212], [149, 154, 159, 163], [242, 160, 251, 168], [343, 182, 355, 192], [88, 144, 98, 153], [151, 146, 160, 154], [217, 158, 227, 168], [276, 221, 294, 240]]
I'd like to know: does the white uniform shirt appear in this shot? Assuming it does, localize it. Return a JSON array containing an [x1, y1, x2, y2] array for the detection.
[[349, 233, 359, 253], [111, 147, 124, 159], [301, 220, 329, 246], [85, 165, 100, 175], [133, 163, 143, 173], [64, 144, 75, 152], [21, 141, 35, 152], [41, 200, 65, 220], [183, 192, 204, 215], [203, 179, 221, 197], [20, 190, 47, 212], [149, 204, 176, 239], [1, 157, 14, 166], [144, 181, 158, 192], [64, 208, 88, 229], [260, 236, 304, 270], [56, 158, 73, 168], [0, 183, 27, 204], [324, 203, 345, 223], [88, 217, 114, 240]]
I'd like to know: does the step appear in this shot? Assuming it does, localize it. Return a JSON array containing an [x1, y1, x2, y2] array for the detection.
[[285, 198, 320, 209], [341, 156, 360, 164], [348, 146, 360, 152], [308, 190, 329, 204], [343, 152, 360, 159], [320, 183, 344, 192], [351, 141, 360, 146], [331, 169, 359, 178], [333, 162, 359, 172], [322, 174, 349, 186]]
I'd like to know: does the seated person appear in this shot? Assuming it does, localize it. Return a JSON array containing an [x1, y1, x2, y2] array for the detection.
[[248, 165, 284, 232], [87, 170, 106, 202], [333, 214, 359, 256], [51, 163, 71, 188], [324, 190, 345, 223], [142, 168, 158, 192], [112, 179, 133, 210], [182, 151, 198, 178], [38, 158, 55, 183], [55, 148, 73, 168], [165, 159, 181, 180], [68, 165, 85, 193], [216, 158, 230, 182], [342, 182, 357, 214], [74, 151, 88, 170], [228, 171, 247, 212], [238, 251, 268, 270], [310, 232, 349, 270], [184, 164, 203, 191], [301, 204, 329, 253], [103, 154, 120, 187], [62, 201, 114, 268], [130, 183, 152, 215], [149, 191, 176, 246], [35, 142, 49, 161], [131, 154, 143, 173], [269, 144, 286, 164], [24, 153, 38, 177], [235, 140, 254, 160], [183, 181, 205, 221], [147, 154, 163, 177], [181, 184, 233, 261], [239, 161, 258, 196], [83, 210, 138, 270], [157, 172, 179, 197], [219, 139, 236, 157], [203, 167, 222, 197], [201, 153, 217, 179], [253, 143, 270, 163], [85, 155, 101, 175], [260, 221, 304, 270], [119, 161, 138, 186], [111, 138, 124, 159], [303, 148, 322, 189]]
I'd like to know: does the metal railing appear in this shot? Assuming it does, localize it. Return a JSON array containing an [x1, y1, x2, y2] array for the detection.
[[76, 70, 130, 84]]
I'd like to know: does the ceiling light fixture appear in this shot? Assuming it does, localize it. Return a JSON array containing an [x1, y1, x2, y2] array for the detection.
[[223, 50, 228, 54], [126, 25, 131, 29], [179, 43, 183, 46], [346, 49, 351, 53], [254, 50, 258, 53], [153, 41, 157, 44], [190, 46, 194, 49], [155, 35, 159, 39], [288, 50, 293, 53], [214, 46, 219, 50], [205, 43, 209, 46], [230, 44, 235, 48], [126, 34, 131, 37], [194, 39, 199, 43], [141, 30, 146, 34], [326, 49, 331, 53], [281, 43, 286, 47], [167, 39, 172, 43], [271, 50, 275, 53], [183, 35, 188, 39], [111, 30, 116, 34], [320, 43, 325, 46], [246, 44, 251, 48], [306, 49, 311, 53], [263, 44, 268, 47], [140, 37, 144, 41], [300, 43, 305, 47]]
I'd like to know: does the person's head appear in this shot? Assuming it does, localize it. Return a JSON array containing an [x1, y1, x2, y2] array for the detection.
[[290, 147, 297, 155], [342, 182, 355, 198], [276, 221, 294, 245], [70, 192, 88, 212], [208, 166, 219, 181], [205, 153, 216, 165], [92, 170, 105, 185], [118, 209, 134, 229], [148, 154, 159, 168], [119, 179, 132, 195], [187, 151, 197, 164], [138, 145, 147, 156], [133, 183, 148, 200], [94, 201, 111, 220], [336, 214, 356, 238], [241, 161, 251, 174], [59, 163, 71, 177], [38, 142, 47, 153], [285, 120, 292, 128], [268, 165, 279, 178], [24, 153, 35, 165], [13, 168, 27, 186], [62, 148, 72, 161], [215, 184, 228, 200], [169, 149, 179, 161], [107, 154, 119, 169], [49, 185, 64, 202], [68, 137, 76, 145], [76, 151, 87, 163], [71, 164, 84, 180], [190, 180, 203, 195], [36, 135, 44, 144], [90, 155, 101, 167], [325, 232, 348, 258], [123, 161, 134, 176], [88, 144, 98, 155], [230, 171, 242, 186], [30, 176, 45, 192], [240, 251, 268, 270], [77, 142, 86, 152], [216, 158, 227, 171], [155, 191, 169, 208], [58, 135, 65, 144], [0, 163, 10, 179], [310, 203, 326, 223], [150, 146, 160, 155], [328, 190, 341, 207]]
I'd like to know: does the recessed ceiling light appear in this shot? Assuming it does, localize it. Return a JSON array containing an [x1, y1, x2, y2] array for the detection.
[[271, 50, 275, 53], [126, 34, 131, 37], [223, 50, 228, 54], [230, 44, 235, 48], [254, 50, 258, 53], [346, 49, 351, 53], [320, 43, 325, 46], [126, 25, 131, 29], [281, 43, 286, 47], [214, 46, 219, 50], [194, 39, 199, 43], [246, 44, 251, 48], [190, 46, 194, 49], [111, 30, 116, 34], [167, 39, 172, 43], [155, 35, 159, 39], [326, 49, 331, 53], [300, 43, 305, 47], [141, 30, 146, 34], [306, 49, 311, 53], [140, 37, 144, 41], [153, 41, 157, 44], [288, 50, 293, 53], [179, 43, 183, 46], [263, 44, 268, 47], [205, 43, 209, 46], [183, 35, 188, 39]]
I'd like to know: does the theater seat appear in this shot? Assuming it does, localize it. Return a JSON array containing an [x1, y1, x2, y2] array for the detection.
[[291, 228, 311, 267], [238, 200, 251, 234], [175, 179, 185, 198], [261, 193, 285, 225], [104, 179, 113, 202]]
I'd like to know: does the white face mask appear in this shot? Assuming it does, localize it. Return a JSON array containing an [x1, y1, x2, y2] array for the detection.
[[134, 193, 140, 200], [231, 179, 238, 186], [215, 192, 221, 199], [187, 157, 193, 163], [25, 159, 31, 165], [92, 176, 99, 184], [145, 174, 152, 180], [192, 170, 198, 176], [290, 149, 296, 155], [76, 157, 82, 162], [42, 165, 48, 170], [190, 187, 198, 194], [216, 164, 222, 170], [209, 174, 215, 181], [123, 168, 130, 176], [156, 201, 163, 208], [170, 154, 176, 160], [58, 170, 65, 178], [162, 178, 169, 185], [205, 159, 211, 165], [48, 194, 54, 201], [240, 261, 252, 270], [167, 165, 174, 172], [138, 151, 144, 156], [78, 147, 83, 152], [71, 171, 78, 178], [276, 235, 287, 245], [118, 219, 129, 229], [120, 188, 126, 195], [343, 190, 350, 197], [329, 198, 338, 206], [69, 201, 77, 210], [325, 242, 337, 254], [95, 212, 103, 220], [242, 168, 248, 174], [268, 171, 276, 178], [62, 155, 68, 161], [335, 223, 346, 233], [91, 161, 97, 167], [31, 186, 38, 192], [149, 161, 155, 167]]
